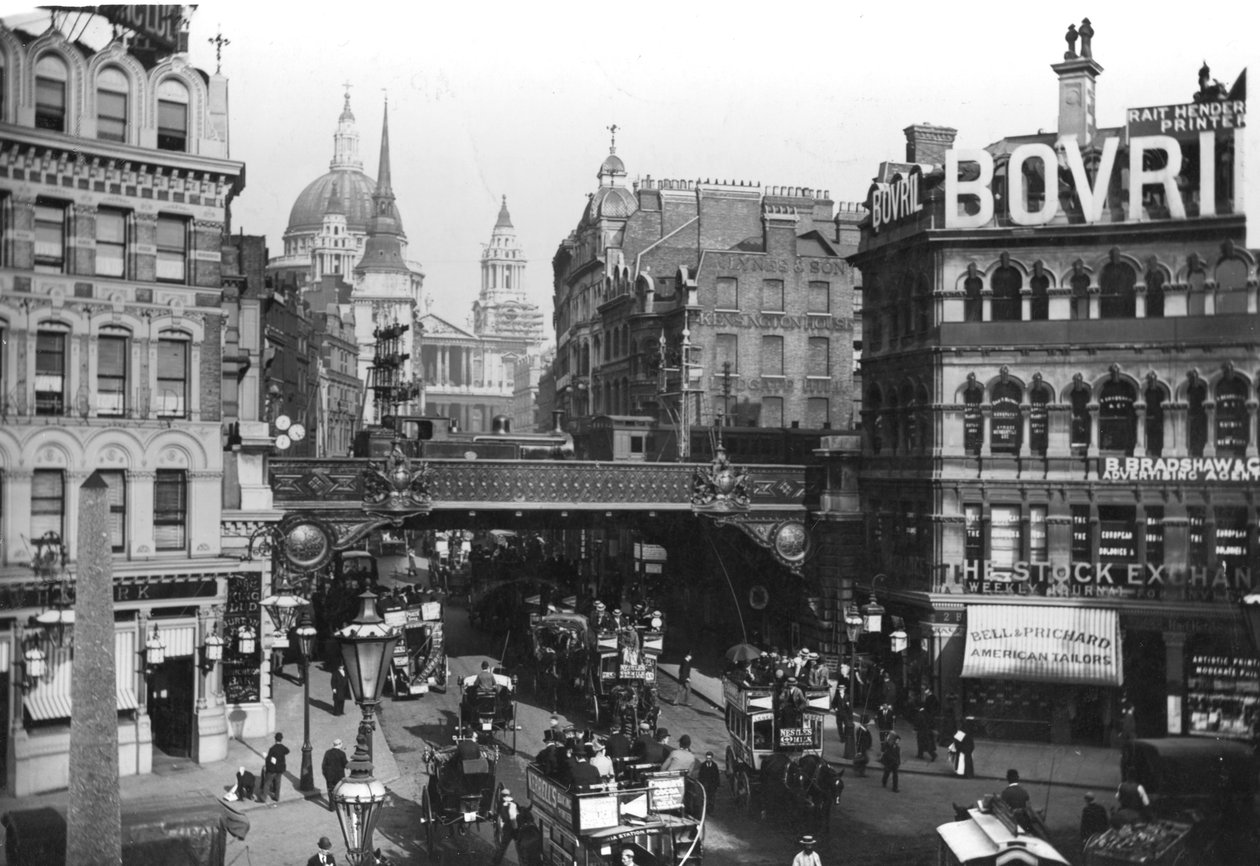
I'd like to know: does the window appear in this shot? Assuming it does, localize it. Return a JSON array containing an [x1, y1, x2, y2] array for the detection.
[[96, 67, 128, 142], [807, 337, 829, 378], [1187, 377, 1208, 457], [1071, 505, 1092, 563], [1216, 260, 1249, 316], [34, 55, 68, 132], [991, 266, 1022, 322], [808, 281, 830, 314], [761, 279, 784, 313], [1145, 270, 1165, 318], [715, 277, 738, 309], [96, 331, 128, 416], [715, 333, 738, 374], [1144, 384, 1165, 457], [156, 216, 187, 282], [34, 202, 66, 273], [806, 397, 829, 428], [963, 275, 983, 322], [1215, 376, 1250, 457], [1098, 379, 1137, 453], [1029, 274, 1050, 321], [1098, 506, 1136, 568], [1187, 506, 1207, 569], [990, 380, 1022, 454], [761, 396, 783, 428], [1070, 383, 1091, 452], [964, 505, 983, 563], [31, 469, 64, 540], [990, 505, 1021, 578], [759, 336, 783, 377], [35, 329, 67, 415], [156, 336, 188, 417], [1215, 507, 1249, 576], [100, 470, 126, 552], [154, 470, 187, 550], [95, 208, 127, 278], [1029, 506, 1048, 563], [1071, 271, 1091, 320], [1144, 506, 1164, 564], [1099, 262, 1137, 318], [963, 381, 983, 456], [1029, 383, 1050, 456], [157, 79, 189, 152]]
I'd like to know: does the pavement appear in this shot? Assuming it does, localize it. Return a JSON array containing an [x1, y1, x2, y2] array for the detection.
[[655, 660, 1124, 792]]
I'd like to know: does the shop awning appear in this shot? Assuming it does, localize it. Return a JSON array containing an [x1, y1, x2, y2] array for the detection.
[[961, 605, 1123, 687], [24, 630, 145, 721]]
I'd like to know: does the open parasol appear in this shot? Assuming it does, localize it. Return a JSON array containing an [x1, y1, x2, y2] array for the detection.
[[724, 643, 762, 663]]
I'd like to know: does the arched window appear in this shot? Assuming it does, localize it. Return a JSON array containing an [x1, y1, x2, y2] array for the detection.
[[991, 267, 1022, 322], [34, 54, 69, 132], [963, 379, 984, 456], [1143, 381, 1165, 457], [1029, 273, 1050, 321], [990, 379, 1022, 454], [1071, 271, 1092, 320], [156, 78, 190, 152], [1098, 378, 1137, 453], [1215, 375, 1250, 457], [1029, 380, 1051, 456], [1069, 379, 1091, 452], [1145, 270, 1165, 318], [1216, 259, 1249, 316], [1187, 376, 1208, 457], [964, 275, 983, 323], [96, 66, 129, 142], [1099, 261, 1137, 318]]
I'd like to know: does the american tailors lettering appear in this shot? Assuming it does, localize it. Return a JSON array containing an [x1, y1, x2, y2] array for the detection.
[[945, 130, 1240, 228], [968, 627, 1112, 667], [1102, 456, 1260, 482]]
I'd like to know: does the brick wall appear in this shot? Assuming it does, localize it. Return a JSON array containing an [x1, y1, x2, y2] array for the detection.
[[199, 312, 222, 422]]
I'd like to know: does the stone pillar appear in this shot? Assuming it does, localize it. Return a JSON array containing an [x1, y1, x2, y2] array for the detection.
[[1163, 631, 1187, 735], [1135, 401, 1148, 455], [133, 213, 158, 283], [1204, 402, 1218, 457], [68, 472, 122, 866], [69, 204, 96, 275], [1248, 400, 1259, 458]]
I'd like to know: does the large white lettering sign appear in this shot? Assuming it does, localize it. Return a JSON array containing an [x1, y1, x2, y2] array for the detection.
[[945, 130, 1238, 228], [961, 605, 1121, 686], [1102, 456, 1260, 482]]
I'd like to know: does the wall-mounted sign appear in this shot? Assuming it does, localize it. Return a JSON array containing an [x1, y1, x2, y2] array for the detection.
[[868, 166, 923, 235], [96, 5, 184, 52], [1101, 456, 1260, 482], [1127, 100, 1246, 138], [694, 311, 852, 332], [959, 558, 1253, 601]]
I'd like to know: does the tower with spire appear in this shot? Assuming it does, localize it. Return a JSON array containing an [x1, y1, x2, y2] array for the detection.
[[351, 99, 425, 423], [473, 196, 543, 339]]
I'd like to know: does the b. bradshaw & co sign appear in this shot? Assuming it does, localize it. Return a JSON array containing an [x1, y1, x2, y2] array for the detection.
[[1101, 456, 1260, 482]]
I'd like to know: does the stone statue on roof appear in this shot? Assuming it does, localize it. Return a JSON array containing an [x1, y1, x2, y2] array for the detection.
[[1195, 61, 1230, 103], [1079, 18, 1094, 59], [1064, 23, 1078, 60]]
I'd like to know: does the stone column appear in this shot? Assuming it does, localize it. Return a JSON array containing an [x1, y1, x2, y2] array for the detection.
[[1135, 401, 1148, 455], [68, 472, 122, 865], [1203, 402, 1218, 457]]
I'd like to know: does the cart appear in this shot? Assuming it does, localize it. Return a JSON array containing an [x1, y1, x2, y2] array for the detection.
[[1083, 820, 1192, 866], [420, 735, 500, 857], [529, 611, 595, 714], [524, 761, 704, 865], [460, 666, 519, 754], [590, 610, 666, 730], [384, 598, 447, 698], [721, 675, 841, 832], [938, 799, 1070, 866]]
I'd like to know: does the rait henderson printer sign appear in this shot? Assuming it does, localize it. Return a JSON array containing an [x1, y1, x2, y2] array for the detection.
[[1101, 456, 1260, 482]]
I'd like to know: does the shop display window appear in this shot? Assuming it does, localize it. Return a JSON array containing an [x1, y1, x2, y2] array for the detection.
[[964, 505, 983, 562], [990, 505, 1021, 578], [1144, 506, 1164, 564], [1186, 655, 1260, 740], [1098, 505, 1136, 566]]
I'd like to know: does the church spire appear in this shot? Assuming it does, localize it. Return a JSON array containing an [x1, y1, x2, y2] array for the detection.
[[375, 97, 394, 200], [355, 98, 408, 275], [495, 195, 513, 229]]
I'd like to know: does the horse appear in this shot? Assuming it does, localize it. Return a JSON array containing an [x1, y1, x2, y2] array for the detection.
[[796, 754, 843, 834]]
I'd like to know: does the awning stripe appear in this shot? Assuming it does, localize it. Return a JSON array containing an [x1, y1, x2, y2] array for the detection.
[[155, 623, 196, 658], [26, 629, 147, 721], [0, 638, 10, 675], [116, 630, 135, 696], [961, 605, 1123, 687]]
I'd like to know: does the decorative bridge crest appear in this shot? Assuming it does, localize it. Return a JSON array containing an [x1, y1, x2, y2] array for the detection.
[[362, 444, 432, 521], [690, 444, 751, 512]]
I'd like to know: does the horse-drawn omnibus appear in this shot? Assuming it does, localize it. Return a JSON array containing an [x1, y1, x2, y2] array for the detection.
[[591, 610, 665, 730], [524, 762, 704, 865], [721, 675, 841, 831], [529, 611, 595, 713]]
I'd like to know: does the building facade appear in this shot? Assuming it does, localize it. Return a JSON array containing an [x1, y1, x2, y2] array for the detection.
[[421, 197, 547, 431], [0, 16, 249, 794], [850, 34, 1255, 745]]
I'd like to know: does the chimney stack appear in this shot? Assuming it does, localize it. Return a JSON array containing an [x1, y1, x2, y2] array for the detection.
[[903, 124, 958, 166]]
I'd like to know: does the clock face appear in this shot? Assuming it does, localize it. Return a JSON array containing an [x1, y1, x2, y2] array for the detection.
[[275, 414, 292, 432], [289, 423, 307, 442], [275, 433, 292, 451]]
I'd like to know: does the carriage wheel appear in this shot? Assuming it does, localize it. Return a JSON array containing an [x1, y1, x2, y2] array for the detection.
[[588, 690, 600, 727], [421, 787, 435, 858], [733, 769, 752, 815], [724, 746, 738, 793]]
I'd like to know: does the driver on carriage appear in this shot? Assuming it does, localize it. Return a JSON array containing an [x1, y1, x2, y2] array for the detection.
[[779, 677, 808, 729], [462, 661, 513, 697]]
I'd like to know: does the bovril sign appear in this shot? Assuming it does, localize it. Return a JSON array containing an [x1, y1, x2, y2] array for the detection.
[[867, 166, 922, 235]]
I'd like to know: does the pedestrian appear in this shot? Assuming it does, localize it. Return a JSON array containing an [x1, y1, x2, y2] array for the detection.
[[491, 789, 519, 865], [876, 702, 895, 745], [662, 734, 696, 773], [833, 684, 854, 759], [307, 836, 337, 866], [642, 727, 671, 765], [853, 714, 873, 777], [694, 751, 721, 813], [1118, 701, 1137, 780], [914, 702, 937, 761], [259, 732, 289, 805], [331, 664, 349, 716], [1080, 791, 1110, 842], [879, 671, 899, 716], [321, 738, 348, 812], [809, 652, 830, 689], [677, 652, 693, 706], [1115, 777, 1151, 820], [949, 719, 975, 778], [544, 715, 563, 743], [792, 834, 822, 866], [880, 730, 902, 793], [1000, 769, 1032, 828]]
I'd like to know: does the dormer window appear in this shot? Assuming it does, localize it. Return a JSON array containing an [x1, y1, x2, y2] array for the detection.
[[96, 67, 129, 142], [35, 55, 68, 132], [156, 79, 189, 152]]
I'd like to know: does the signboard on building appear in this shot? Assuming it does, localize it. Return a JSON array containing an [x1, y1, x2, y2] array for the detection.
[[96, 5, 184, 52], [959, 559, 1253, 601], [777, 727, 814, 748], [1101, 456, 1260, 482], [1127, 100, 1246, 137], [867, 167, 923, 235]]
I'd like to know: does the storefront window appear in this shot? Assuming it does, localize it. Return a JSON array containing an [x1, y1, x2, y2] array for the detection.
[[1071, 505, 1092, 562], [990, 505, 1021, 578], [1186, 655, 1260, 740], [1098, 379, 1136, 453], [990, 380, 1022, 454], [965, 505, 983, 562], [1098, 506, 1136, 567], [1144, 506, 1164, 564]]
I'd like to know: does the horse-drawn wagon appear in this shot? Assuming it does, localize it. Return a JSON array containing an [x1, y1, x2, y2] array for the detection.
[[420, 733, 501, 856], [591, 607, 665, 730], [528, 611, 595, 713], [459, 665, 518, 754], [721, 674, 842, 833], [383, 596, 447, 698]]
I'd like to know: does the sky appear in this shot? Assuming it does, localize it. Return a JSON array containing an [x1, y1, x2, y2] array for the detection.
[[3, 2, 1257, 334]]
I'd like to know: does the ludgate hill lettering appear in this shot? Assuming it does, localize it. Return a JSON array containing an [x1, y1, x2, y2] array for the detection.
[[945, 128, 1241, 228], [694, 311, 851, 331]]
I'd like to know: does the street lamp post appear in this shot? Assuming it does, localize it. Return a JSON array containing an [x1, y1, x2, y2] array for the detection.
[[296, 609, 318, 793], [335, 591, 400, 763], [332, 733, 389, 866], [844, 604, 864, 757]]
